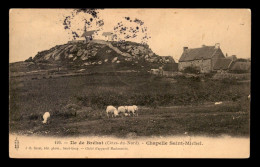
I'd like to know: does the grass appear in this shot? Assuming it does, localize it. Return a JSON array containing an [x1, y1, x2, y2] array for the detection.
[[9, 71, 250, 137], [9, 104, 250, 137]]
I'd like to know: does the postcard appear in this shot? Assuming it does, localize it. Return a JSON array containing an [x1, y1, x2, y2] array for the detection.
[[9, 8, 251, 158]]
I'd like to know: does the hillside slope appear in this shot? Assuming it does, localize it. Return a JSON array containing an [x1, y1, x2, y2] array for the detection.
[[31, 40, 173, 69]]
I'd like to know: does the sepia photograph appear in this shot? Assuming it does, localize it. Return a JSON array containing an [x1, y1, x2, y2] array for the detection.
[[9, 8, 250, 158]]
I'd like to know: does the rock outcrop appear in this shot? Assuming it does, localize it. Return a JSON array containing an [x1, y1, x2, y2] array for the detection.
[[32, 40, 175, 68]]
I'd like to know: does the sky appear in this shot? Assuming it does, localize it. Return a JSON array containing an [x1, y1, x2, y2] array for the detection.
[[9, 9, 251, 63]]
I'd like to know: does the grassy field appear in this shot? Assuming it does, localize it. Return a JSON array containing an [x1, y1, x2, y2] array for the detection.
[[9, 71, 250, 137]]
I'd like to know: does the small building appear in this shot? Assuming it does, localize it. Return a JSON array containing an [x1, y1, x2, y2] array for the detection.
[[102, 32, 116, 41], [178, 43, 225, 73], [229, 61, 251, 72], [81, 30, 97, 41], [213, 58, 233, 72], [162, 63, 178, 72], [226, 55, 238, 61], [160, 56, 176, 63]]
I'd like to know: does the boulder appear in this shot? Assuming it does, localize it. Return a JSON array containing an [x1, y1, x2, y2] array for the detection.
[[125, 45, 132, 49], [44, 52, 53, 60], [54, 54, 60, 61], [92, 51, 97, 57], [112, 57, 118, 63], [70, 45, 78, 52], [84, 62, 91, 66], [137, 46, 145, 50], [132, 48, 140, 55], [149, 52, 154, 56], [78, 69, 86, 72], [81, 54, 88, 60], [68, 54, 74, 58], [77, 49, 84, 57]]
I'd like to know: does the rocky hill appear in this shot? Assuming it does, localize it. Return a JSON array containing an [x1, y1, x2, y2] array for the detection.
[[20, 40, 175, 72]]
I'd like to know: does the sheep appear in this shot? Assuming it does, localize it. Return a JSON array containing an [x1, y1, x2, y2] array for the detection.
[[106, 105, 119, 118], [215, 102, 223, 105], [133, 105, 138, 116], [42, 112, 50, 124], [114, 109, 119, 117], [118, 106, 127, 117], [126, 105, 138, 117]]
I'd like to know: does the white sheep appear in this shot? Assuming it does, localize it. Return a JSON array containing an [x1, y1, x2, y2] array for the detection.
[[42, 112, 50, 124], [215, 102, 223, 105], [133, 105, 138, 116], [118, 106, 127, 116], [106, 105, 119, 118], [126, 105, 138, 117]]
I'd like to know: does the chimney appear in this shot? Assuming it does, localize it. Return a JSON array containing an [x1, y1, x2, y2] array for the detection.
[[183, 47, 188, 52], [215, 43, 220, 49], [84, 22, 87, 33], [232, 55, 237, 61]]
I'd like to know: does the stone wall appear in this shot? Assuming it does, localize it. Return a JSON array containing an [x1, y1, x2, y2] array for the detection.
[[178, 59, 212, 73]]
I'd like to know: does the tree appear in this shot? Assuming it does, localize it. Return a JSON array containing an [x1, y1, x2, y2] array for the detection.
[[113, 17, 151, 45], [63, 9, 152, 45], [63, 9, 104, 40]]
